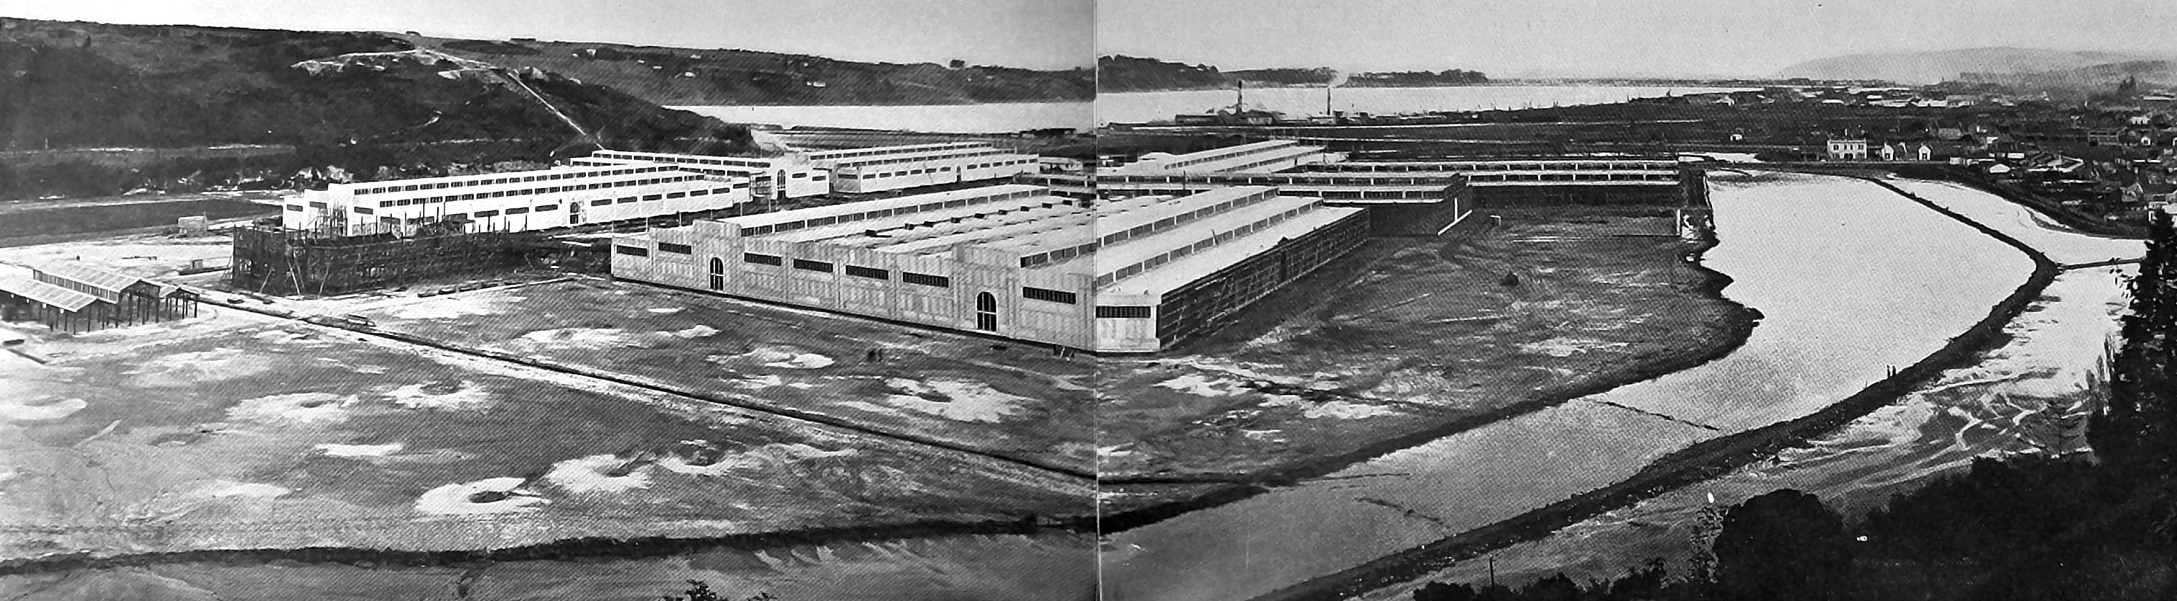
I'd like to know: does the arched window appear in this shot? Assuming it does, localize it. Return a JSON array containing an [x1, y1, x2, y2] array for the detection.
[[708, 257, 726, 291], [975, 292, 998, 332]]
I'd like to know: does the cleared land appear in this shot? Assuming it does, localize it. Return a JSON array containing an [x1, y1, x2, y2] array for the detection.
[[0, 305, 1090, 560], [1095, 208, 1751, 512], [345, 280, 1100, 474]]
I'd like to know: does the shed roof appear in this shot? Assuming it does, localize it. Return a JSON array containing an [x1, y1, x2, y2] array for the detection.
[[0, 276, 106, 312], [35, 261, 142, 294]]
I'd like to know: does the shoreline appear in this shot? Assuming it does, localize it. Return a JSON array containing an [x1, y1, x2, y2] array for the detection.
[[1098, 210, 1761, 532], [1249, 171, 2064, 601]]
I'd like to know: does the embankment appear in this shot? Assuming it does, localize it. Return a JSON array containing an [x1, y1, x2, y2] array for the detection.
[[1250, 173, 2062, 601]]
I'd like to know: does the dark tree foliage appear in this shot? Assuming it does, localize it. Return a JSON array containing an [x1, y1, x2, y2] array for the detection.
[[1712, 490, 1853, 600]]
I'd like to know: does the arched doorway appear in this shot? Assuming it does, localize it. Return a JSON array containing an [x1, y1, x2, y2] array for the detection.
[[708, 257, 726, 291], [975, 292, 998, 332]]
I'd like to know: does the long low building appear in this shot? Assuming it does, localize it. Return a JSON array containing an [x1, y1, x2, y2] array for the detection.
[[574, 150, 831, 200], [1107, 139, 1341, 175], [0, 262, 199, 333], [818, 144, 1041, 194], [611, 184, 1369, 353], [284, 163, 750, 236]]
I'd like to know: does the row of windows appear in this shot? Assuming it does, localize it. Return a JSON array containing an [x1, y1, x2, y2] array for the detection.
[[740, 252, 950, 288], [1465, 172, 1679, 182], [736, 189, 1047, 237], [592, 151, 773, 169], [373, 176, 720, 207], [1324, 161, 1676, 172], [842, 158, 1035, 181], [354, 165, 678, 195], [1103, 174, 1464, 187], [616, 245, 648, 257], [809, 142, 984, 162], [587, 187, 740, 207], [658, 242, 692, 254], [830, 149, 1027, 170], [1021, 287, 1077, 305], [1095, 305, 1153, 319]]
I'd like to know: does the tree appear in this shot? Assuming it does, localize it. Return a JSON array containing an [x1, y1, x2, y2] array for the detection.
[[1711, 489, 1854, 600]]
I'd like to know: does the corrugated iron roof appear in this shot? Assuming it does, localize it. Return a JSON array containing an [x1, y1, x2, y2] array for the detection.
[[34, 262, 142, 293], [0, 276, 106, 312]]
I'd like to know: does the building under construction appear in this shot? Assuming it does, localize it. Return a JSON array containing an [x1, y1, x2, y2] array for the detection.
[[228, 221, 544, 296]]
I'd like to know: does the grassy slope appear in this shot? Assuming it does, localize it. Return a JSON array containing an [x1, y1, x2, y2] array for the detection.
[[0, 18, 756, 199], [422, 35, 1094, 106]]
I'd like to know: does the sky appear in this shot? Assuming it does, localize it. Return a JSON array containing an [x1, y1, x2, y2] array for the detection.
[[9, 0, 2177, 78], [0, 0, 1096, 70], [1096, 0, 2177, 78]]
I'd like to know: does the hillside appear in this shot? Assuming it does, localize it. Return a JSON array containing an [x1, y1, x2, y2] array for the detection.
[[420, 35, 1094, 106], [1776, 47, 2156, 84], [1962, 60, 2177, 91], [1096, 55, 1487, 93], [0, 18, 755, 200]]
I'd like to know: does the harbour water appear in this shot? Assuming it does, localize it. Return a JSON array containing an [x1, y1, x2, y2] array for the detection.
[[1102, 172, 2038, 601], [1365, 177, 2143, 597], [671, 85, 1741, 133]]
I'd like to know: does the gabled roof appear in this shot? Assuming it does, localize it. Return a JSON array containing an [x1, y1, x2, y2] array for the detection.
[[0, 276, 106, 312], [34, 261, 141, 294]]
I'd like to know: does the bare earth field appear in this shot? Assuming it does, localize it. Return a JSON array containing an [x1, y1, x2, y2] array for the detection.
[[1095, 208, 1751, 511], [345, 280, 1100, 474], [0, 308, 1090, 559]]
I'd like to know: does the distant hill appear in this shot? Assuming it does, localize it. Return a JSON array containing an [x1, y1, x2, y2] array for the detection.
[[1962, 60, 2177, 92], [1096, 55, 1486, 93], [0, 18, 754, 199], [1776, 47, 2157, 84], [420, 35, 1094, 106]]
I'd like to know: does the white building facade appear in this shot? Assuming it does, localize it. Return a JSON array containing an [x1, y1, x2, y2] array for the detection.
[[283, 164, 749, 236], [611, 184, 1371, 353]]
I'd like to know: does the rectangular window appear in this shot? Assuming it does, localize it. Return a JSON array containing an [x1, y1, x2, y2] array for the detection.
[[743, 252, 783, 266], [792, 258, 834, 273], [643, 194, 663, 201], [668, 191, 687, 199], [1023, 287, 1077, 304], [353, 207, 374, 215], [1095, 306, 1153, 319], [657, 242, 693, 254], [535, 204, 558, 211], [844, 265, 889, 280], [474, 210, 500, 218], [615, 245, 649, 257], [593, 199, 612, 206], [901, 271, 950, 288]]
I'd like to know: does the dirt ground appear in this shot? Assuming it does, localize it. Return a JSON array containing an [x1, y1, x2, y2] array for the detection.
[[1093, 207, 1748, 483], [0, 303, 1090, 561], [344, 280, 1100, 474]]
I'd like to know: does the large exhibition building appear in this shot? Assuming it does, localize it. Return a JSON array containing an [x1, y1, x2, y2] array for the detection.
[[611, 184, 1369, 353], [283, 163, 750, 236]]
